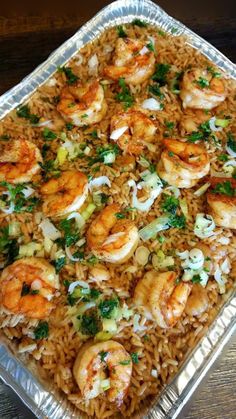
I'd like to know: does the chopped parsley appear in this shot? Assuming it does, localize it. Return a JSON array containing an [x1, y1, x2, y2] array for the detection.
[[90, 129, 98, 139], [58, 218, 80, 247], [0, 227, 19, 266], [16, 105, 40, 124], [65, 122, 74, 131], [218, 154, 229, 162], [99, 351, 108, 362], [146, 41, 155, 52], [191, 274, 202, 283], [88, 144, 120, 166], [211, 180, 235, 197], [161, 194, 179, 214], [227, 132, 236, 153], [98, 298, 119, 319], [171, 27, 178, 34], [41, 143, 50, 159], [168, 214, 186, 229], [80, 311, 100, 336], [158, 29, 166, 36], [131, 352, 139, 364], [187, 120, 212, 143], [195, 77, 209, 89], [21, 283, 30, 296], [132, 19, 147, 27], [42, 128, 57, 140], [0, 182, 40, 213], [152, 63, 170, 86], [0, 134, 10, 141], [170, 71, 183, 94], [58, 66, 78, 85], [87, 255, 98, 265], [115, 78, 134, 110], [116, 25, 127, 38], [115, 212, 125, 219], [148, 83, 164, 99], [53, 256, 66, 273], [207, 66, 221, 78], [34, 321, 49, 340]]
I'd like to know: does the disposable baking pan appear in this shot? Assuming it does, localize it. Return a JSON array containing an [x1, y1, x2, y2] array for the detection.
[[0, 1, 235, 418]]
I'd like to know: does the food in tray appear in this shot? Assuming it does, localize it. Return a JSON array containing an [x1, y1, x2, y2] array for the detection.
[[0, 19, 235, 418]]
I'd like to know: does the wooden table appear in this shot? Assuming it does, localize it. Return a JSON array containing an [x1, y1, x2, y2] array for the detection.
[[0, 1, 235, 417]]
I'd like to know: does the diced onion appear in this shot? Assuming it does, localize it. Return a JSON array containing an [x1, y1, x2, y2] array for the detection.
[[0, 199, 15, 214], [37, 119, 53, 127], [214, 265, 226, 294], [101, 379, 110, 390], [165, 186, 180, 198], [89, 176, 111, 191], [221, 258, 231, 274], [39, 218, 61, 241], [128, 175, 162, 213], [88, 54, 99, 74], [135, 246, 150, 266], [176, 250, 189, 260], [194, 182, 211, 197], [104, 152, 116, 164], [67, 212, 85, 229], [194, 213, 215, 239], [139, 216, 170, 241], [8, 221, 20, 237], [151, 369, 158, 378], [133, 314, 146, 332], [110, 126, 128, 140], [141, 98, 161, 111], [209, 117, 223, 132], [223, 159, 236, 175], [65, 246, 83, 262], [22, 186, 35, 198], [139, 46, 149, 55], [217, 237, 230, 245], [68, 280, 89, 295], [179, 198, 188, 218]]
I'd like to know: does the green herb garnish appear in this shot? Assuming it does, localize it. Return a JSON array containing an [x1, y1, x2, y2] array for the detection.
[[115, 212, 125, 219], [16, 105, 40, 124], [131, 352, 139, 364], [195, 77, 209, 89], [115, 78, 134, 110], [99, 351, 108, 362], [80, 311, 100, 336], [207, 66, 221, 78], [53, 256, 66, 273], [117, 25, 127, 38], [132, 19, 147, 27], [168, 214, 186, 229], [58, 66, 78, 85], [152, 63, 170, 86], [98, 299, 119, 319], [42, 128, 57, 140], [211, 180, 235, 197], [34, 321, 49, 340], [65, 122, 74, 131], [161, 194, 179, 214], [119, 359, 131, 365]]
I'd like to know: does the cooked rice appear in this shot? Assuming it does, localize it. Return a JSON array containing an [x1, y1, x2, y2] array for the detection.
[[0, 22, 235, 418]]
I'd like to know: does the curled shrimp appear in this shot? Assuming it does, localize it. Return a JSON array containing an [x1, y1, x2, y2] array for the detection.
[[157, 139, 210, 188], [180, 68, 226, 110], [110, 110, 156, 155], [207, 177, 236, 229], [185, 284, 209, 317], [73, 340, 132, 405], [57, 80, 107, 126], [0, 257, 59, 319], [134, 271, 192, 328], [0, 139, 42, 184], [104, 38, 156, 85], [86, 203, 139, 263], [41, 170, 88, 217]]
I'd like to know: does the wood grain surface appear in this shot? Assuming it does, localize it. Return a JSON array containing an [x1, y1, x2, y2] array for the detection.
[[0, 1, 235, 418]]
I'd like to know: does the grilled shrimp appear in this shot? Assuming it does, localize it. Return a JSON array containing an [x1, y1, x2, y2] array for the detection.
[[86, 203, 139, 263], [41, 170, 88, 218], [73, 340, 132, 405], [157, 139, 210, 188], [104, 38, 155, 84], [0, 257, 59, 319], [207, 177, 236, 229], [180, 68, 226, 110], [57, 80, 107, 126], [185, 284, 209, 317], [134, 271, 192, 328], [0, 139, 42, 184], [110, 110, 156, 155]]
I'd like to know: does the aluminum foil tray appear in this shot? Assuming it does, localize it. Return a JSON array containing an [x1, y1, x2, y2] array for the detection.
[[0, 1, 235, 418]]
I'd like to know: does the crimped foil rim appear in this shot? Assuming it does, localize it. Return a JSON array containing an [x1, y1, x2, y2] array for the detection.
[[0, 1, 235, 418]]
